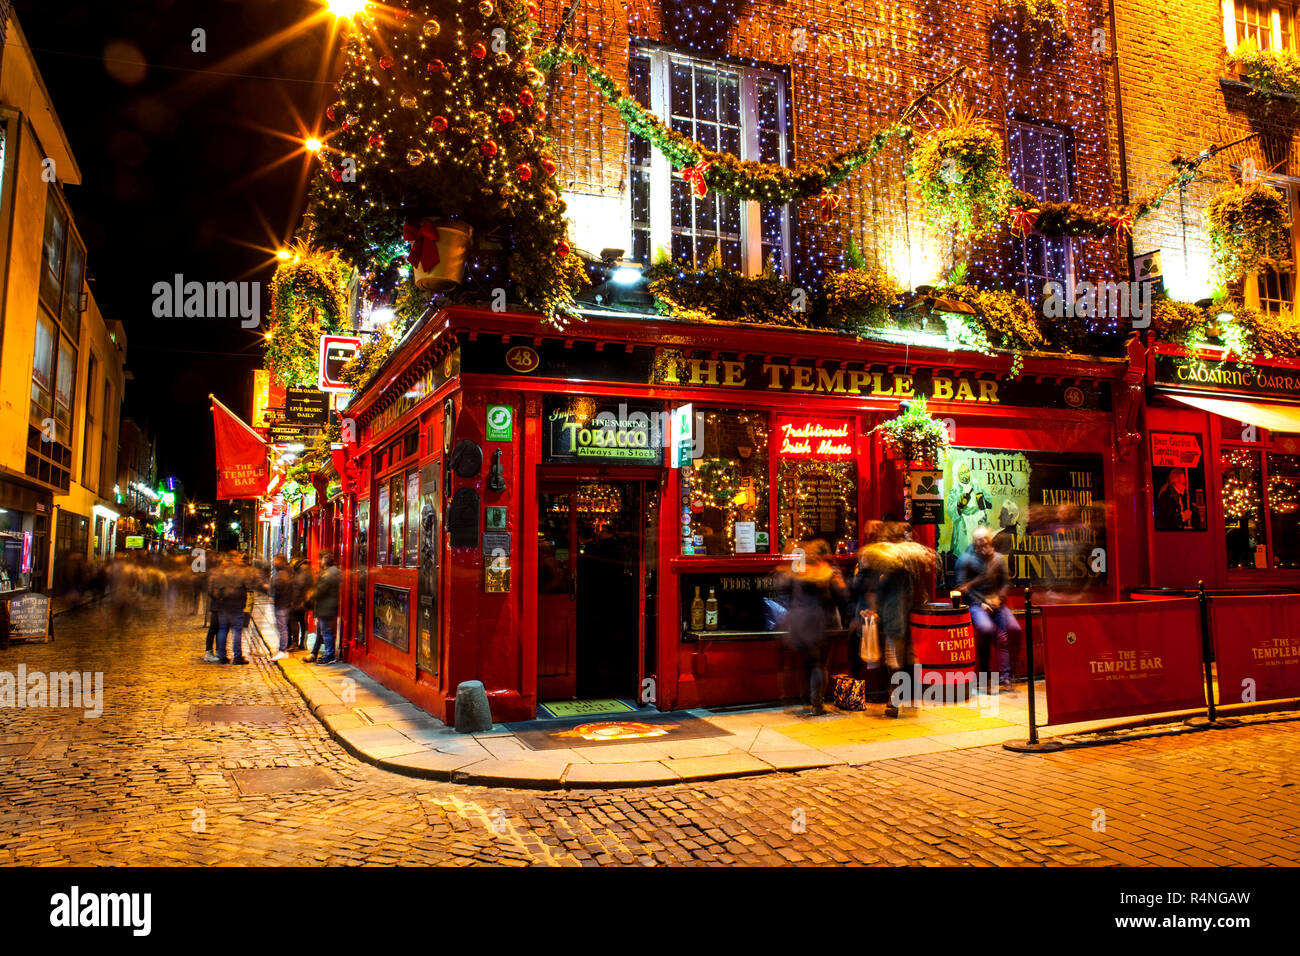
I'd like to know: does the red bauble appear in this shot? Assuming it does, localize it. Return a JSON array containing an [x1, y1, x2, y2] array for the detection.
[[498, 106, 516, 123], [517, 163, 532, 181], [326, 105, 337, 121], [429, 115, 449, 132], [557, 240, 571, 257], [480, 139, 498, 157], [535, 107, 546, 121], [379, 56, 394, 69], [427, 59, 445, 73], [368, 134, 384, 147], [539, 156, 557, 176], [528, 2, 539, 18], [331, 167, 344, 182], [518, 89, 534, 106], [340, 120, 353, 131], [471, 42, 487, 59]]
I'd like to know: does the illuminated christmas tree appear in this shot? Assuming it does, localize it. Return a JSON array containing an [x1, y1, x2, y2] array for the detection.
[[309, 0, 585, 325]]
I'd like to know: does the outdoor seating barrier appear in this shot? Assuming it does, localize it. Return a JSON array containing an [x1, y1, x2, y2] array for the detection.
[[1007, 582, 1300, 752]]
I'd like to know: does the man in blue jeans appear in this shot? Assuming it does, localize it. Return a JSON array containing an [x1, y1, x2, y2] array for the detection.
[[307, 551, 342, 665], [955, 526, 1019, 690]]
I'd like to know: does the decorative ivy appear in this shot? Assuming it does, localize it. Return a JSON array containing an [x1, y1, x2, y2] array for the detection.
[[265, 243, 351, 388]]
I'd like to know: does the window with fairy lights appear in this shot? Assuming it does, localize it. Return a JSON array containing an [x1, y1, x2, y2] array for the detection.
[[679, 411, 770, 555], [629, 46, 790, 275], [1226, 0, 1297, 51], [1219, 423, 1300, 569], [1007, 121, 1073, 304]]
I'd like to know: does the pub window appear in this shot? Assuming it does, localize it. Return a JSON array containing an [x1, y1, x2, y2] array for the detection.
[[1007, 121, 1073, 302], [679, 410, 770, 555], [1221, 447, 1266, 568], [630, 46, 790, 275], [1253, 182, 1294, 315], [1226, 0, 1297, 51], [375, 478, 390, 566], [774, 416, 857, 553], [388, 473, 405, 565], [1267, 451, 1300, 568]]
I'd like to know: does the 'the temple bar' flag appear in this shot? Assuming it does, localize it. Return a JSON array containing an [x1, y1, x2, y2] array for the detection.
[[212, 395, 269, 500]]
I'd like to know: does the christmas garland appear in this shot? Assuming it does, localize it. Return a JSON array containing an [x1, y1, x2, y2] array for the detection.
[[1006, 157, 1202, 239], [539, 45, 914, 204], [645, 257, 807, 327], [264, 244, 351, 387]]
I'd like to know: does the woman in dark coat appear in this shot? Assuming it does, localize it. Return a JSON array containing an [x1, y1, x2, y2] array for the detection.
[[858, 524, 936, 717], [780, 539, 849, 716]]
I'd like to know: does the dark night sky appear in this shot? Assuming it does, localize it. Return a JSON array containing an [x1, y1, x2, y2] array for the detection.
[[12, 0, 337, 502]]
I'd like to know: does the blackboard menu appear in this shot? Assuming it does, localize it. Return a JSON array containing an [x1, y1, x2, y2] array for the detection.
[[7, 592, 50, 640]]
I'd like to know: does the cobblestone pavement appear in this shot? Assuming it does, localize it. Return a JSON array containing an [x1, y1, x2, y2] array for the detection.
[[2, 605, 1298, 866]]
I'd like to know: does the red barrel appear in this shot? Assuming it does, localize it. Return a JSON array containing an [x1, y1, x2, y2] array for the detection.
[[909, 603, 977, 692]]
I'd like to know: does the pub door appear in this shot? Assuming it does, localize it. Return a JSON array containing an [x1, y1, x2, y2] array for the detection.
[[537, 478, 649, 703]]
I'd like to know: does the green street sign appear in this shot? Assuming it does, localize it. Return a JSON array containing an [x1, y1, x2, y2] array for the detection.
[[486, 404, 513, 442]]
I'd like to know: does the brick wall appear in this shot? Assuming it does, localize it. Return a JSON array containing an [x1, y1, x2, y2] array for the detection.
[[539, 0, 1127, 290], [1111, 0, 1300, 303]]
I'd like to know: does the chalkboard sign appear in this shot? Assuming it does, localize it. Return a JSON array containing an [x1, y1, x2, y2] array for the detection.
[[7, 592, 51, 642]]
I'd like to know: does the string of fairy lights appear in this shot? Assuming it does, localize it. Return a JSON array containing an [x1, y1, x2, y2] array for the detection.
[[544, 0, 1130, 320]]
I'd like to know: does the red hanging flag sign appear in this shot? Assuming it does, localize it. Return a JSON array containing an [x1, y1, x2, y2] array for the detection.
[[212, 395, 269, 500]]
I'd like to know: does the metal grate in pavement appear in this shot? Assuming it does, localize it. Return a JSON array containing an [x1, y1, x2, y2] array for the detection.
[[189, 704, 290, 724], [230, 766, 339, 795]]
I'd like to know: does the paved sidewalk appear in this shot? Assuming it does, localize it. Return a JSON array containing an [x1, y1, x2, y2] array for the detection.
[[249, 602, 1293, 789]]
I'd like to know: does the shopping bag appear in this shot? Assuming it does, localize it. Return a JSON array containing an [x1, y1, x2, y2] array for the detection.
[[858, 610, 880, 669], [832, 676, 868, 711]]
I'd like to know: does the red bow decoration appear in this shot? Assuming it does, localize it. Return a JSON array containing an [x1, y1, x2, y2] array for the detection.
[[817, 190, 842, 222], [681, 160, 711, 199], [403, 221, 440, 272], [1107, 209, 1135, 236], [1008, 205, 1040, 236]]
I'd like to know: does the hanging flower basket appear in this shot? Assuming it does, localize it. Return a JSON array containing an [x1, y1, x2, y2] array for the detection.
[[1205, 183, 1291, 283], [874, 396, 952, 465], [404, 219, 473, 291], [906, 103, 1014, 241]]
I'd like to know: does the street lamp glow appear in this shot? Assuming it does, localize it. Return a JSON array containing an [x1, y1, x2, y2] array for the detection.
[[327, 0, 367, 17], [231, 522, 240, 530], [304, 137, 323, 154], [276, 249, 292, 260]]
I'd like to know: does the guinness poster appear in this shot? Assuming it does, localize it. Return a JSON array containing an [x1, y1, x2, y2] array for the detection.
[[939, 449, 1107, 589]]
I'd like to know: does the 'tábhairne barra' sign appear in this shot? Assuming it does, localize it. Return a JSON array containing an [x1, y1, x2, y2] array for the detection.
[[1155, 352, 1300, 402]]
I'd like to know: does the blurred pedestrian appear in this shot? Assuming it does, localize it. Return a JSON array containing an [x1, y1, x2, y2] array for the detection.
[[307, 551, 341, 665], [269, 555, 293, 661], [289, 559, 313, 650], [956, 525, 1018, 691], [778, 539, 848, 716], [211, 551, 253, 664], [861, 523, 937, 717]]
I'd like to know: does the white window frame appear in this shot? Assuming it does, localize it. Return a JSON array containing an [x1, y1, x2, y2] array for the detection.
[[1006, 119, 1075, 300], [631, 45, 791, 277], [1225, 0, 1297, 51], [1241, 171, 1300, 314]]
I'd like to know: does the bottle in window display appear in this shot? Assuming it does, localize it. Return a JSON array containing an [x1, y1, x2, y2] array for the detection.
[[690, 586, 705, 630], [705, 587, 719, 630]]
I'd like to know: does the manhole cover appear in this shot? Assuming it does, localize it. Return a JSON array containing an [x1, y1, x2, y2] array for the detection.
[[190, 705, 290, 724], [231, 767, 339, 795], [0, 743, 34, 757]]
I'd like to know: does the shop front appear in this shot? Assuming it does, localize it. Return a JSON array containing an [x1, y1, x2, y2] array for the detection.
[[339, 307, 1145, 723], [1143, 343, 1300, 589], [0, 477, 49, 596]]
